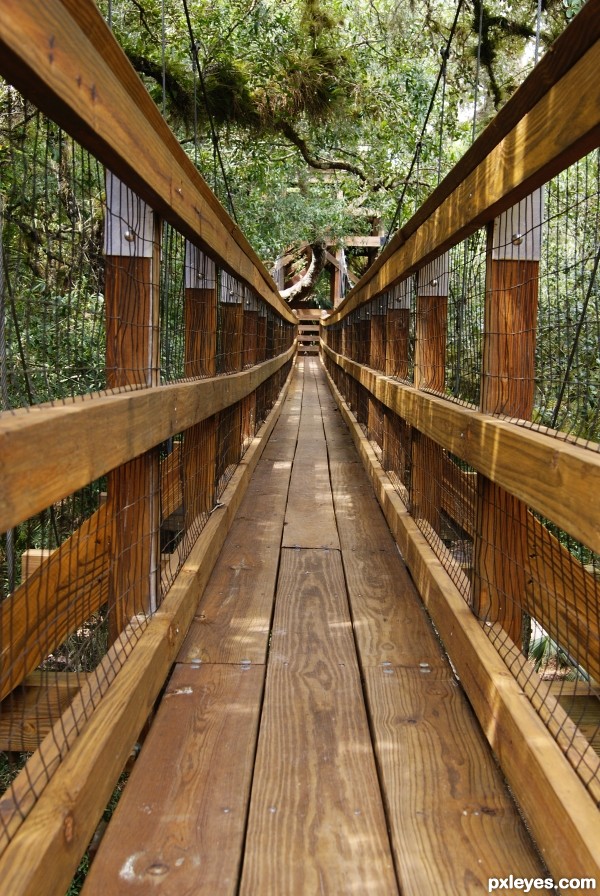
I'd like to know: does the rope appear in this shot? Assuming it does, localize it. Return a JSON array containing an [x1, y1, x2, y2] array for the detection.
[[181, 0, 238, 223]]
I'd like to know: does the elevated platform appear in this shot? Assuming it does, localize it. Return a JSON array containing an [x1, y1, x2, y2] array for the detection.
[[82, 358, 544, 895]]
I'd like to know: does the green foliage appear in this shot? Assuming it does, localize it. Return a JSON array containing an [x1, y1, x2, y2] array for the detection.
[[529, 634, 576, 677]]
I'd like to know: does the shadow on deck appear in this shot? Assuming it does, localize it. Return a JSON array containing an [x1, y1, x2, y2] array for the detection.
[[82, 358, 544, 895]]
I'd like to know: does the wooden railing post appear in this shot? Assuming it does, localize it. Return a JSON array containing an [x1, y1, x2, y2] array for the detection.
[[367, 296, 385, 446], [330, 246, 345, 308], [257, 303, 267, 363], [242, 286, 258, 444], [217, 273, 243, 484], [104, 173, 160, 639], [383, 281, 411, 481], [472, 193, 542, 644], [385, 280, 411, 380], [411, 255, 449, 534], [369, 296, 386, 372], [183, 245, 217, 529]]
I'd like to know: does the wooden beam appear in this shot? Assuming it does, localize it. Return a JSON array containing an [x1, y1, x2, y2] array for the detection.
[[0, 505, 110, 702], [104, 185, 160, 637], [0, 346, 295, 534], [439, 458, 600, 683], [184, 247, 218, 526], [472, 203, 541, 645], [0, 672, 87, 752], [342, 236, 382, 249], [323, 346, 600, 556], [0, 0, 295, 323]]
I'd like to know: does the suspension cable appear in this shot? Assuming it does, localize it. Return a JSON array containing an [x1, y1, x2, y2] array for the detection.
[[181, 0, 238, 223], [383, 0, 465, 248]]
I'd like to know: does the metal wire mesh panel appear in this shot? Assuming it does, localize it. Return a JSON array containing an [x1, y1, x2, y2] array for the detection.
[[534, 151, 600, 449], [447, 230, 486, 406], [0, 73, 294, 863], [160, 224, 185, 384], [386, 278, 415, 383], [0, 84, 107, 408]]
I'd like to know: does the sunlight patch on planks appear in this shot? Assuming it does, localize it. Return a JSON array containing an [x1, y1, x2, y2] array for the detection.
[[81, 664, 263, 896], [240, 548, 398, 895]]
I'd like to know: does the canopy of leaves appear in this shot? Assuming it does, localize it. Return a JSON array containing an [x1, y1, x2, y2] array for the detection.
[[62, 1, 593, 276]]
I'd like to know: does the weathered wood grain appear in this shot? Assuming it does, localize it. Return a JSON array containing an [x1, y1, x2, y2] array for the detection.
[[439, 456, 600, 682], [240, 548, 398, 895], [324, 345, 600, 556], [0, 366, 293, 893], [0, 671, 87, 752], [81, 664, 265, 896], [325, 364, 600, 883], [177, 516, 283, 666], [365, 666, 545, 894], [282, 364, 340, 550], [0, 505, 110, 702], [179, 374, 300, 662], [0, 346, 294, 534]]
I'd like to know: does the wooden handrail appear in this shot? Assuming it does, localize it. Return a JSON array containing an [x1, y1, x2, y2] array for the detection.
[[325, 3, 600, 322], [0, 0, 295, 324], [0, 348, 295, 534], [324, 346, 600, 557], [326, 366, 600, 885]]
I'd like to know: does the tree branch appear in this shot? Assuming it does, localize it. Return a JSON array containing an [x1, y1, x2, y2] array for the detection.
[[276, 120, 374, 186]]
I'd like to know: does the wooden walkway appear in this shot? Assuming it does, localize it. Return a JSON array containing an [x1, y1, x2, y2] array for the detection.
[[82, 358, 545, 895]]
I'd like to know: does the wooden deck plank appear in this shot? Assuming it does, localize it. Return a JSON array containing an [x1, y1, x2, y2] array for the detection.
[[240, 548, 398, 895], [282, 361, 340, 550], [177, 370, 301, 665], [317, 360, 546, 890], [80, 359, 546, 896], [176, 515, 281, 665], [364, 665, 546, 894], [339, 547, 447, 669], [82, 663, 264, 896]]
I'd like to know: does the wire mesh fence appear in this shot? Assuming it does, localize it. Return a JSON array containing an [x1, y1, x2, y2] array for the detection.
[[0, 71, 294, 856], [325, 147, 600, 805], [0, 86, 107, 408]]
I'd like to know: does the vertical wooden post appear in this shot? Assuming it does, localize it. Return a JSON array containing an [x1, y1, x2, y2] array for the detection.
[[330, 246, 345, 309], [383, 280, 411, 481], [183, 245, 217, 531], [385, 279, 411, 379], [257, 303, 267, 363], [184, 245, 216, 379], [242, 286, 258, 446], [359, 305, 371, 366], [411, 255, 449, 534], [369, 295, 386, 372], [217, 273, 243, 485], [104, 173, 160, 639], [220, 272, 244, 373], [341, 319, 348, 358], [243, 287, 258, 369], [367, 296, 385, 446], [473, 193, 542, 645]]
